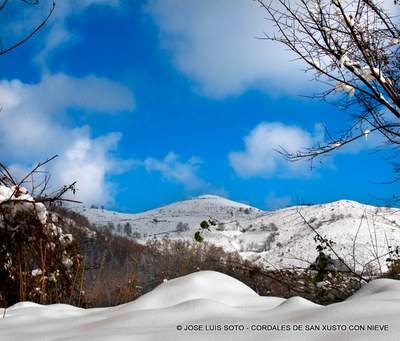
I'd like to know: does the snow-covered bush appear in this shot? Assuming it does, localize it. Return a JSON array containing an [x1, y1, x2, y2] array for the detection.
[[304, 234, 361, 302], [386, 245, 400, 279], [260, 222, 278, 231], [0, 163, 84, 307], [176, 221, 189, 232]]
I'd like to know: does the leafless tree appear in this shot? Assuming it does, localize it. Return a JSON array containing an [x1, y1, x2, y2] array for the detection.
[[256, 0, 399, 164]]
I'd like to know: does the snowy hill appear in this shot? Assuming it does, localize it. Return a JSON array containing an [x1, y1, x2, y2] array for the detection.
[[72, 196, 400, 274], [73, 195, 263, 238]]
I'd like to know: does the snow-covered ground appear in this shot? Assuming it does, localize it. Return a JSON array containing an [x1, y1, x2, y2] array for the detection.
[[1, 271, 399, 340], [73, 195, 400, 274]]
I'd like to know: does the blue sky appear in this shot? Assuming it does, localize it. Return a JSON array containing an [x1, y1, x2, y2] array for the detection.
[[0, 0, 397, 212]]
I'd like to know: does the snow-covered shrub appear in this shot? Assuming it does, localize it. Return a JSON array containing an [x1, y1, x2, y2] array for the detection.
[[260, 222, 278, 231], [215, 222, 226, 231], [304, 234, 361, 303], [176, 221, 189, 232], [386, 246, 400, 279], [131, 231, 141, 239], [262, 231, 279, 251], [124, 222, 132, 236], [0, 165, 84, 307]]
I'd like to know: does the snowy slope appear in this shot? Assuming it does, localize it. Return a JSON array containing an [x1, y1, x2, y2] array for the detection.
[[1, 271, 399, 341], [72, 196, 400, 274], [73, 194, 264, 242]]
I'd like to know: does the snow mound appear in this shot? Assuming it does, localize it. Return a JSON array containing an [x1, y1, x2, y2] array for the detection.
[[1, 271, 400, 340], [346, 278, 400, 301], [129, 270, 283, 310]]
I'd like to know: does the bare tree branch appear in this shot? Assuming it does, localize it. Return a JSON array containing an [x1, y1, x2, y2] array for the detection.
[[256, 0, 399, 161], [0, 0, 9, 12], [0, 156, 81, 208], [296, 206, 369, 282], [0, 0, 56, 56]]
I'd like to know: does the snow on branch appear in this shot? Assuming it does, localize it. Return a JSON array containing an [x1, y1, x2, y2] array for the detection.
[[256, 0, 399, 161]]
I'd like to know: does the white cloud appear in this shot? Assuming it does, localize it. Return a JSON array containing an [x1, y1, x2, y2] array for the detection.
[[229, 121, 383, 179], [0, 73, 134, 160], [0, 73, 135, 206], [264, 192, 292, 211], [0, 79, 23, 110], [145, 0, 399, 99], [52, 127, 132, 205], [228, 122, 322, 179], [31, 72, 135, 114], [145, 0, 310, 98], [7, 129, 135, 207], [145, 152, 208, 193]]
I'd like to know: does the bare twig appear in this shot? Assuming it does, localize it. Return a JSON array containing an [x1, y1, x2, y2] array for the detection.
[[296, 206, 369, 282], [256, 0, 399, 161], [0, 0, 56, 56]]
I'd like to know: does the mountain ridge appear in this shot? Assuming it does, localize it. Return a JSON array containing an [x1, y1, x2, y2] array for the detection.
[[72, 195, 400, 275]]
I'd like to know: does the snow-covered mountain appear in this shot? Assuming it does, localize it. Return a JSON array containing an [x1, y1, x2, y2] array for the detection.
[[72, 195, 400, 274]]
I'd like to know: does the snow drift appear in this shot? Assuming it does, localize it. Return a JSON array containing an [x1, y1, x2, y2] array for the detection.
[[1, 271, 399, 340]]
